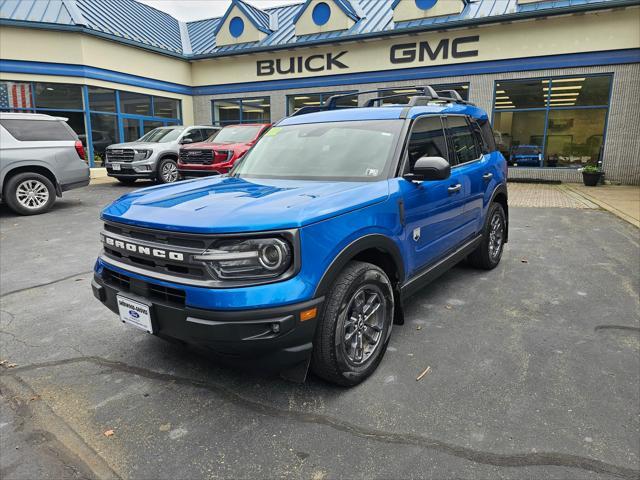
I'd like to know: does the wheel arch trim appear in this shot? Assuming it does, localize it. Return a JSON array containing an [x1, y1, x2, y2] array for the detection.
[[313, 234, 405, 298]]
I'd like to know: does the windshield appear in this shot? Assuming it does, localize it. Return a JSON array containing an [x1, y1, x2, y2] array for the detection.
[[232, 120, 403, 181], [137, 127, 185, 143], [214, 125, 263, 144]]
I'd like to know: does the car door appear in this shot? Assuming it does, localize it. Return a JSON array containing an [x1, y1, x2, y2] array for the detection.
[[398, 115, 467, 276], [444, 115, 486, 241]]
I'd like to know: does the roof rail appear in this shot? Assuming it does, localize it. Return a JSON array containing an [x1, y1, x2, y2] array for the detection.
[[435, 89, 473, 105], [288, 85, 472, 117]]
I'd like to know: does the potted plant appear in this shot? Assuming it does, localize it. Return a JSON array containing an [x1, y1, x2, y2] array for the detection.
[[581, 164, 603, 187]]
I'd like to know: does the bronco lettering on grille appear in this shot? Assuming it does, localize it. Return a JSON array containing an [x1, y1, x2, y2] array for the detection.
[[102, 236, 185, 261]]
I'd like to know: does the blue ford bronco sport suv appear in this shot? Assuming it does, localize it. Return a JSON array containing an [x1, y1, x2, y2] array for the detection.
[[92, 87, 508, 386]]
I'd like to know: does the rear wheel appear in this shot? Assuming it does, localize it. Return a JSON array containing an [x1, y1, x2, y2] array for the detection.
[[4, 172, 56, 215], [311, 261, 394, 386], [468, 202, 506, 270], [157, 158, 179, 184], [116, 178, 137, 185]]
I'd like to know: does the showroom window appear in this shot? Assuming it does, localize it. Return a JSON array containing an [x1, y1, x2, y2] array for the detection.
[[1, 81, 183, 167], [377, 83, 470, 105], [492, 75, 612, 168], [286, 91, 357, 115], [212, 97, 271, 126]]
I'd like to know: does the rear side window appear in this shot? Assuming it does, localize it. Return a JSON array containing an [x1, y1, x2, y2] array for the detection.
[[406, 116, 449, 171], [0, 119, 76, 141], [446, 116, 479, 164], [470, 119, 489, 154], [477, 118, 497, 152]]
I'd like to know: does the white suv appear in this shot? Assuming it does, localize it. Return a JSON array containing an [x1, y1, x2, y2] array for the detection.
[[0, 112, 90, 215]]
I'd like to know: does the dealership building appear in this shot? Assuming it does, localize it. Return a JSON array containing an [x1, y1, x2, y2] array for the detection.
[[1, 0, 639, 184]]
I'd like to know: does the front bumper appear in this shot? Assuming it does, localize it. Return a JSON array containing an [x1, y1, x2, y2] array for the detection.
[[106, 161, 157, 179], [92, 267, 323, 370]]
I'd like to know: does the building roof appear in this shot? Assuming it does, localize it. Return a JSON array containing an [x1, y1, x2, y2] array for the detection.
[[0, 0, 635, 59]]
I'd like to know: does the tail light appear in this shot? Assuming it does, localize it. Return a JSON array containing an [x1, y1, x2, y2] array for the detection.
[[75, 140, 85, 160]]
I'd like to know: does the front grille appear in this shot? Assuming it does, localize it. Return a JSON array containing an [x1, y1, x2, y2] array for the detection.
[[179, 149, 214, 165], [102, 267, 185, 306], [103, 268, 131, 291], [107, 149, 135, 162], [101, 222, 209, 283]]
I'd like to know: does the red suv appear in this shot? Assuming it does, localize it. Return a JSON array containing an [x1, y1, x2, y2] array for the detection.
[[178, 123, 271, 177]]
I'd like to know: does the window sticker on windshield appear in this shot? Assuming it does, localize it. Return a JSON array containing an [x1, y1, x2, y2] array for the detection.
[[265, 127, 281, 137], [365, 168, 379, 177]]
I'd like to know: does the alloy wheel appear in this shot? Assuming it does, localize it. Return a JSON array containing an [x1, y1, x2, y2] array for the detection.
[[342, 286, 385, 365], [162, 162, 178, 183], [488, 211, 504, 261], [16, 179, 49, 210]]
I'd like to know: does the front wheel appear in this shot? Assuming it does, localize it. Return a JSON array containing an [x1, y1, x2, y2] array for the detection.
[[4, 172, 56, 215], [157, 158, 179, 184], [311, 261, 394, 386], [468, 202, 506, 270]]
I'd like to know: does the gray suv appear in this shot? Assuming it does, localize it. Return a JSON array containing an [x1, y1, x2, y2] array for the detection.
[[105, 125, 219, 184], [0, 112, 90, 215]]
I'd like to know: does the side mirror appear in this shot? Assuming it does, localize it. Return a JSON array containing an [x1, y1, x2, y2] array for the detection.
[[180, 137, 193, 144], [404, 156, 451, 182]]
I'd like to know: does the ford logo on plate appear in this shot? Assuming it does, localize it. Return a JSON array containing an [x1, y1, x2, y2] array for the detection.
[[129, 310, 140, 319]]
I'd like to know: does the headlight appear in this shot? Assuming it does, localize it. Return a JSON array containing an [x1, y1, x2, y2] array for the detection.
[[133, 149, 152, 160], [193, 237, 293, 280]]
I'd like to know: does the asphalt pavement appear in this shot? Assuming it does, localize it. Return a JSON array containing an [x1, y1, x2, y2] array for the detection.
[[1, 182, 639, 480]]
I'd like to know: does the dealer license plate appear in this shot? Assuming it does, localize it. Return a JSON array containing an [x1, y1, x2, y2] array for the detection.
[[111, 163, 121, 171], [116, 296, 153, 333]]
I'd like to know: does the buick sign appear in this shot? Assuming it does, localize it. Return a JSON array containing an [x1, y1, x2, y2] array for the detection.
[[102, 235, 185, 261]]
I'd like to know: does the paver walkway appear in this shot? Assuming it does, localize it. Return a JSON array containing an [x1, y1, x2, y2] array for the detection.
[[507, 183, 597, 209]]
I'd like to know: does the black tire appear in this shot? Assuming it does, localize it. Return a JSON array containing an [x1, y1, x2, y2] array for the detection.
[[311, 261, 394, 386], [116, 178, 137, 185], [157, 158, 179, 184], [4, 172, 56, 216], [468, 202, 506, 270]]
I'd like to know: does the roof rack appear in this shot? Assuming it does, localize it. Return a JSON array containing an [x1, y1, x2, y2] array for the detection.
[[288, 85, 473, 117]]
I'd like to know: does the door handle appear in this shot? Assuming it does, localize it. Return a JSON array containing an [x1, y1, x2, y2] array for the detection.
[[448, 184, 462, 194], [482, 173, 493, 181]]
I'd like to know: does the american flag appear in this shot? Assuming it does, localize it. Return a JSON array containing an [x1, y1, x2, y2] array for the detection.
[[0, 82, 33, 109]]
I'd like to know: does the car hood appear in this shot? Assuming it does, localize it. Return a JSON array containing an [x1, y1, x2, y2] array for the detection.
[[101, 176, 389, 234], [182, 141, 247, 150]]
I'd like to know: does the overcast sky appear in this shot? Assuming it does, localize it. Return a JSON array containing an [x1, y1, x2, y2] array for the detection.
[[139, 0, 302, 22]]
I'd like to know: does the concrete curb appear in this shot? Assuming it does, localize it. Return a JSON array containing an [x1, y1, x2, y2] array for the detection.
[[564, 185, 640, 228]]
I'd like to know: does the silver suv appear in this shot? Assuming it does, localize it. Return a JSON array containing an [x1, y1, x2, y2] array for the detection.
[[105, 125, 219, 184], [0, 112, 90, 215]]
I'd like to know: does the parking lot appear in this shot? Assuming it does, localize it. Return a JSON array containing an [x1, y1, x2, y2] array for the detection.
[[1, 182, 638, 480]]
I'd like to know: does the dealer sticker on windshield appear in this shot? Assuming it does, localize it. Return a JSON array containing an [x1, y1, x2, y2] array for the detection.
[[116, 296, 153, 334]]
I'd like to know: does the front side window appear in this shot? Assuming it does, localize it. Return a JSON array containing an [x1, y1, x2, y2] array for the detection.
[[406, 116, 449, 171], [233, 120, 403, 181], [446, 116, 479, 164]]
